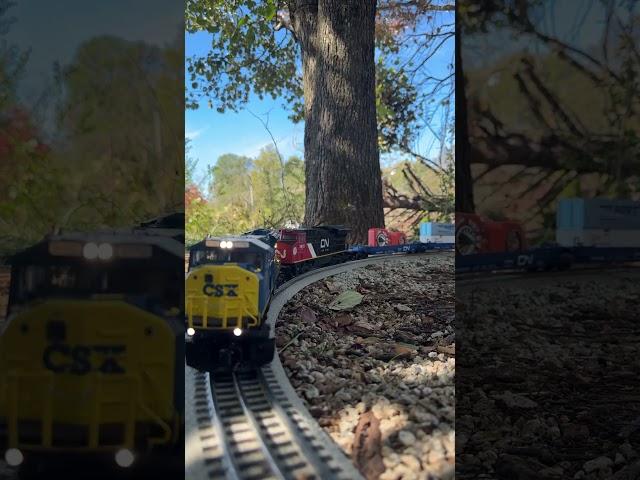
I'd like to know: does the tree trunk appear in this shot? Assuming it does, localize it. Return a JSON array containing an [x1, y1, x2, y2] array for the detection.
[[290, 0, 384, 244], [455, 13, 475, 213]]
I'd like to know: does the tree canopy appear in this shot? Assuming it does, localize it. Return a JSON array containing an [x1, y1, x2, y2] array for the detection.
[[185, 145, 304, 245], [186, 0, 454, 239], [0, 2, 183, 256]]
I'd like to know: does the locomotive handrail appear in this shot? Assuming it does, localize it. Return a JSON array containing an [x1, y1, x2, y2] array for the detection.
[[185, 293, 258, 329], [5, 371, 164, 451]]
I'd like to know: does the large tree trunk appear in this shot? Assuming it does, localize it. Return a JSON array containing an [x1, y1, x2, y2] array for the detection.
[[290, 0, 384, 244], [455, 13, 475, 213]]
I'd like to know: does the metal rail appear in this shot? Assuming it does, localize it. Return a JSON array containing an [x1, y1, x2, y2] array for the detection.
[[186, 251, 450, 479], [457, 264, 640, 288]]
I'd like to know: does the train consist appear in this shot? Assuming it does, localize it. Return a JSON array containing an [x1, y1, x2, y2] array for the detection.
[[0, 215, 185, 476], [185, 223, 454, 371], [456, 198, 640, 274]]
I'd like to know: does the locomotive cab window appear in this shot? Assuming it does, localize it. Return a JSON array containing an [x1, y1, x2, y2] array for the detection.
[[189, 247, 265, 271], [9, 261, 181, 311]]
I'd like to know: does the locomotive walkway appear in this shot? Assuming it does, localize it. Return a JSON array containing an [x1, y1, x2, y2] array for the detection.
[[184, 254, 443, 480]]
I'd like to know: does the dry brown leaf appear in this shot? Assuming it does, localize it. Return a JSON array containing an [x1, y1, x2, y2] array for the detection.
[[299, 306, 317, 323], [324, 281, 340, 293], [394, 342, 419, 356], [436, 345, 455, 356], [347, 321, 376, 336], [351, 411, 385, 480], [334, 313, 353, 326]]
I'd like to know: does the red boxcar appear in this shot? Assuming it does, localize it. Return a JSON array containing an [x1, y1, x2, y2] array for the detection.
[[456, 213, 526, 255], [368, 228, 407, 247]]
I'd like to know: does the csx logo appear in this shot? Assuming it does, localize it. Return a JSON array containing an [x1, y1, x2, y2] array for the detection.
[[43, 345, 126, 375], [320, 238, 330, 248], [203, 284, 239, 297]]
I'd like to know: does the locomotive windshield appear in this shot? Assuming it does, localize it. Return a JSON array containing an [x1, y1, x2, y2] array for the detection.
[[9, 261, 181, 311], [189, 248, 264, 270]]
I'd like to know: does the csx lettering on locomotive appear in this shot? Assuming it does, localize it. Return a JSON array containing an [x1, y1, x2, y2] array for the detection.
[[43, 344, 126, 375], [202, 283, 239, 297]]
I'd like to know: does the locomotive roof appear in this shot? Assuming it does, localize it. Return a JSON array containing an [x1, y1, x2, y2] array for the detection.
[[9, 229, 184, 263], [190, 234, 275, 252], [281, 225, 350, 234]]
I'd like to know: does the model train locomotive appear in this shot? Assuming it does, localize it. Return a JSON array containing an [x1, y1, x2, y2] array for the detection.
[[184, 230, 279, 371], [0, 215, 185, 477], [185, 223, 454, 371]]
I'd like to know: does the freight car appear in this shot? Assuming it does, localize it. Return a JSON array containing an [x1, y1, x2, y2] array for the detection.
[[556, 198, 640, 247], [456, 198, 640, 274], [0, 221, 185, 477], [184, 231, 279, 371], [455, 213, 526, 255]]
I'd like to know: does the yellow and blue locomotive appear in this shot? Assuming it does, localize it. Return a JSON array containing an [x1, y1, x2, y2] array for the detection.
[[0, 219, 185, 477], [185, 231, 279, 370]]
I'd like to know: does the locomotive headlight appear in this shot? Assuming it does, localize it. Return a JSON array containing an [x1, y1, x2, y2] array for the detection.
[[114, 448, 135, 468], [226, 241, 234, 249], [98, 243, 113, 260], [4, 448, 23, 466], [186, 327, 195, 336], [233, 327, 242, 336], [83, 242, 99, 260], [220, 241, 228, 248]]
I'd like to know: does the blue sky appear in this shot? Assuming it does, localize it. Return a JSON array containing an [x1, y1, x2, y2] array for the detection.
[[186, 14, 455, 183]]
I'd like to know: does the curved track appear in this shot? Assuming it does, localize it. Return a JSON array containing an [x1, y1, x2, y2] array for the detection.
[[457, 264, 640, 289], [185, 252, 449, 480]]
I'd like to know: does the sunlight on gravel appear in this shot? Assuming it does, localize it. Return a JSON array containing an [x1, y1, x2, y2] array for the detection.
[[276, 254, 454, 480]]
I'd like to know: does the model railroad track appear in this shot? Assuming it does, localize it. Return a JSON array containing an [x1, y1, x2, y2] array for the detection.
[[186, 251, 450, 480], [457, 263, 640, 288]]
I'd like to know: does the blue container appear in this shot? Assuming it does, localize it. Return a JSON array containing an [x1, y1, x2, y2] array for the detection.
[[420, 222, 454, 237], [557, 198, 640, 230]]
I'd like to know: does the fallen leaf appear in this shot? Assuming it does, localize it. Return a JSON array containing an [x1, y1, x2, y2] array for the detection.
[[299, 306, 317, 323], [351, 411, 385, 480], [395, 304, 412, 312], [328, 290, 364, 311], [436, 345, 455, 356], [334, 313, 353, 326], [347, 320, 376, 336], [395, 342, 419, 355], [324, 281, 340, 293]]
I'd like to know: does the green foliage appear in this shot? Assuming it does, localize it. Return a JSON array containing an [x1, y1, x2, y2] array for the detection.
[[185, 0, 455, 230], [185, 0, 438, 147], [185, 0, 301, 114], [376, 58, 421, 153], [0, 28, 184, 257], [186, 146, 305, 244]]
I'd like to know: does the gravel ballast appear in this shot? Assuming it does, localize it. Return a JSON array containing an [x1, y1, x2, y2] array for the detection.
[[457, 269, 640, 480], [275, 254, 455, 480]]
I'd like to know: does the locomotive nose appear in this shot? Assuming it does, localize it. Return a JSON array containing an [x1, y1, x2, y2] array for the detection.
[[0, 299, 179, 454], [185, 264, 260, 331]]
